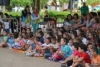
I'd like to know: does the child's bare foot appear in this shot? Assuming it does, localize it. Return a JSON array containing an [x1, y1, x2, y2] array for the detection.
[[61, 61, 66, 64], [17, 47, 22, 50], [40, 54, 43, 57], [22, 48, 26, 51]]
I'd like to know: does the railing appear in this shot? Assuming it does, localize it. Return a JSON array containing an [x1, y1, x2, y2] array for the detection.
[[33, 17, 63, 32], [36, 17, 63, 28], [0, 18, 19, 34], [0, 17, 63, 34]]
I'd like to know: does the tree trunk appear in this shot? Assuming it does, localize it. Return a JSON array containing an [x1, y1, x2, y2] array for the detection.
[[37, 0, 40, 13], [33, 0, 40, 13]]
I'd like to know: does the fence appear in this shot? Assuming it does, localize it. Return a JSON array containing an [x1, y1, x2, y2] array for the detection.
[[0, 18, 19, 34], [33, 17, 63, 32], [0, 17, 63, 34]]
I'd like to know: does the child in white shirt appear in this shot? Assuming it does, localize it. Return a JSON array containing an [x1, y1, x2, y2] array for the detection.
[[40, 37, 51, 57]]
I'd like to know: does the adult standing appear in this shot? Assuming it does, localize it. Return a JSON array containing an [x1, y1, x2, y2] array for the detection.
[[31, 7, 40, 33], [10, 15, 16, 33], [21, 5, 31, 28], [43, 5, 49, 23], [80, 2, 89, 15]]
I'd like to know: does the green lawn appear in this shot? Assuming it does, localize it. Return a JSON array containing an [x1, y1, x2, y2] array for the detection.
[[4, 12, 21, 16], [4, 10, 78, 23]]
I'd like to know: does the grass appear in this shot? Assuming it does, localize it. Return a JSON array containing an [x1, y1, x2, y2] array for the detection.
[[4, 10, 80, 23], [4, 12, 21, 16], [4, 11, 70, 23]]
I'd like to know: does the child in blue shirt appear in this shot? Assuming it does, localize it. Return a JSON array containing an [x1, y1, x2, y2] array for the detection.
[[0, 30, 8, 47], [57, 38, 72, 59], [7, 33, 15, 49]]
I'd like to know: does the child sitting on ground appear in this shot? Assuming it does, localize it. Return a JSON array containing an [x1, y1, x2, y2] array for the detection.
[[61, 42, 79, 66], [41, 37, 51, 58], [87, 43, 93, 60], [30, 36, 42, 57], [20, 33, 33, 51], [13, 34, 24, 49], [7, 33, 15, 49], [49, 36, 59, 54], [26, 28, 31, 36], [85, 47, 100, 67], [37, 31, 44, 44], [51, 38, 72, 61], [0, 30, 8, 47], [71, 44, 91, 67]]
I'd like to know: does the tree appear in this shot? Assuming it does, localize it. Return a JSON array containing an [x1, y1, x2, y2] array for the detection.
[[33, 0, 40, 13], [59, 0, 69, 4], [10, 0, 32, 7], [87, 0, 100, 5]]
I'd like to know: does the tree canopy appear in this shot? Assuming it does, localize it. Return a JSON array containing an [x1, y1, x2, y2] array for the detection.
[[10, 0, 32, 7]]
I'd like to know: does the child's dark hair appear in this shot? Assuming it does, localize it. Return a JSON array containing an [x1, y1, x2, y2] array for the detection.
[[47, 29, 53, 33], [91, 46, 98, 54], [35, 36, 40, 41], [37, 28, 42, 31], [79, 32, 86, 38], [98, 12, 100, 17], [79, 29, 84, 33], [93, 12, 97, 17], [46, 37, 51, 43], [19, 34, 23, 38], [21, 28, 26, 33], [97, 38, 100, 48], [24, 35, 29, 39], [79, 44, 87, 51], [60, 27, 66, 32], [82, 13, 87, 17], [72, 31, 77, 38], [4, 30, 7, 33], [75, 38, 82, 44], [73, 13, 79, 19], [44, 5, 48, 9], [66, 14, 73, 21], [39, 31, 44, 37], [51, 36, 56, 40], [94, 17, 99, 23], [27, 28, 31, 32], [47, 32, 53, 37], [56, 35, 61, 43], [28, 32, 33, 38], [72, 42, 80, 50], [13, 32, 19, 39], [87, 43, 92, 48], [61, 38, 69, 44], [90, 12, 97, 17]]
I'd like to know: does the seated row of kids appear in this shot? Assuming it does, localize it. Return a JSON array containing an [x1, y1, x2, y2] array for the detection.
[[0, 12, 100, 67], [0, 26, 100, 67]]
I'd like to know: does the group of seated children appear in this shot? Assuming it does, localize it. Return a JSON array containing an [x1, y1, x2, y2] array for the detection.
[[0, 12, 100, 67], [0, 27, 100, 67]]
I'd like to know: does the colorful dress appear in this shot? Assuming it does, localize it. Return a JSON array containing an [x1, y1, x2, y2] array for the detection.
[[31, 12, 39, 33]]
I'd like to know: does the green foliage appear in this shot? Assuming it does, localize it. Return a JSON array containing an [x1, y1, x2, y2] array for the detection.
[[40, 10, 71, 22], [5, 6, 12, 11], [10, 0, 32, 7], [4, 12, 21, 16], [59, 0, 69, 4], [87, 0, 100, 5], [40, 0, 48, 8]]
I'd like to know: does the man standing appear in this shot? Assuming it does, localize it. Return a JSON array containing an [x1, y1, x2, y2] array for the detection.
[[80, 2, 89, 15]]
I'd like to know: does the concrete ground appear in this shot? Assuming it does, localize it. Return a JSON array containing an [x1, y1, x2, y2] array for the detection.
[[0, 45, 61, 67], [0, 23, 63, 67]]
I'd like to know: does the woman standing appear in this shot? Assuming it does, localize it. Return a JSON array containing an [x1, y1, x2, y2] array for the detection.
[[43, 5, 49, 23], [21, 5, 31, 28], [31, 7, 40, 33]]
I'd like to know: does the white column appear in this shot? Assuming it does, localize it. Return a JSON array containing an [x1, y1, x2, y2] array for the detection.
[[70, 0, 73, 14]]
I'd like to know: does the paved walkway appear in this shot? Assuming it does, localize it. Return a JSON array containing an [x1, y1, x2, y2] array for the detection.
[[0, 48, 61, 67]]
